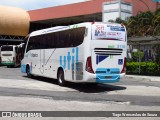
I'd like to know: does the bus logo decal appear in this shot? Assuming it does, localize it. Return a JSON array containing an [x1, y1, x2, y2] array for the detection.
[[110, 26, 125, 31], [96, 55, 108, 64], [60, 47, 79, 70]]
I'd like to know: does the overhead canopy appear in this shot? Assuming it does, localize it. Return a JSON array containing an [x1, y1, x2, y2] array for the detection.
[[28, 0, 158, 25], [128, 36, 160, 45], [0, 6, 30, 36]]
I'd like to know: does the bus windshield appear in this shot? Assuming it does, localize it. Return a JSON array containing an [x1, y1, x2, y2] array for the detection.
[[92, 24, 126, 41], [1, 46, 13, 51]]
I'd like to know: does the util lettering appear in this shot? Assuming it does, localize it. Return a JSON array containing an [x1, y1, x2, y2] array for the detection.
[[60, 47, 79, 70]]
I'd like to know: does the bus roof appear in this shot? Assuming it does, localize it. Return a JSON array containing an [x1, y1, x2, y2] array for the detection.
[[29, 22, 125, 37], [30, 26, 68, 37]]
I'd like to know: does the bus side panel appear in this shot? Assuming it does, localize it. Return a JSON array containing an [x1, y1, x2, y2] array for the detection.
[[53, 46, 84, 81], [43, 49, 58, 79], [30, 47, 84, 81], [30, 50, 41, 76], [21, 50, 35, 75]]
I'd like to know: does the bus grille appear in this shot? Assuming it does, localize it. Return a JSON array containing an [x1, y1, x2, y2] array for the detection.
[[96, 68, 120, 75], [2, 54, 12, 56], [96, 70, 120, 74], [94, 48, 123, 55]]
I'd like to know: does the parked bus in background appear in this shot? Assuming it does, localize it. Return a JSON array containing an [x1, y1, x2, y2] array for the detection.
[[0, 46, 1, 66], [1, 43, 24, 67], [21, 22, 127, 86]]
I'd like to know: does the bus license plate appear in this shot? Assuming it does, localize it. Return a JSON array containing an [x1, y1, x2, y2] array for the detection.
[[105, 76, 112, 79]]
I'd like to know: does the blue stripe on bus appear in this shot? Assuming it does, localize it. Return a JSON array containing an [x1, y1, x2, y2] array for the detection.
[[21, 64, 27, 73]]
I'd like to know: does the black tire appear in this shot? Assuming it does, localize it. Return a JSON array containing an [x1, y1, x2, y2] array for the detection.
[[57, 70, 66, 86], [26, 66, 31, 78], [7, 65, 12, 68]]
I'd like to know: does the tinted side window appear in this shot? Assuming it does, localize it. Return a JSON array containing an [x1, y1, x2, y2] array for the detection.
[[45, 31, 60, 48], [26, 37, 33, 52], [26, 36, 36, 52], [26, 27, 86, 51], [1, 46, 13, 51], [43, 27, 85, 48], [26, 35, 43, 52], [38, 35, 45, 49], [69, 27, 85, 47]]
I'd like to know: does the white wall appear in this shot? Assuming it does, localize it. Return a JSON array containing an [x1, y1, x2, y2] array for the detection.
[[103, 12, 119, 22], [103, 3, 119, 10], [103, 1, 132, 22]]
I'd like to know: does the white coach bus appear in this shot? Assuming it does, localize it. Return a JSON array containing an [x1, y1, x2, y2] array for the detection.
[[21, 22, 127, 86], [0, 46, 1, 66], [1, 44, 24, 67]]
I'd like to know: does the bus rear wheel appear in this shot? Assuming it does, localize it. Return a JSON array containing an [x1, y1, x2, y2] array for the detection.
[[58, 70, 66, 86]]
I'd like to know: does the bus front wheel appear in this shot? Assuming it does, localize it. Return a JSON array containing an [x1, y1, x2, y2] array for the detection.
[[26, 66, 31, 78], [58, 70, 66, 86]]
